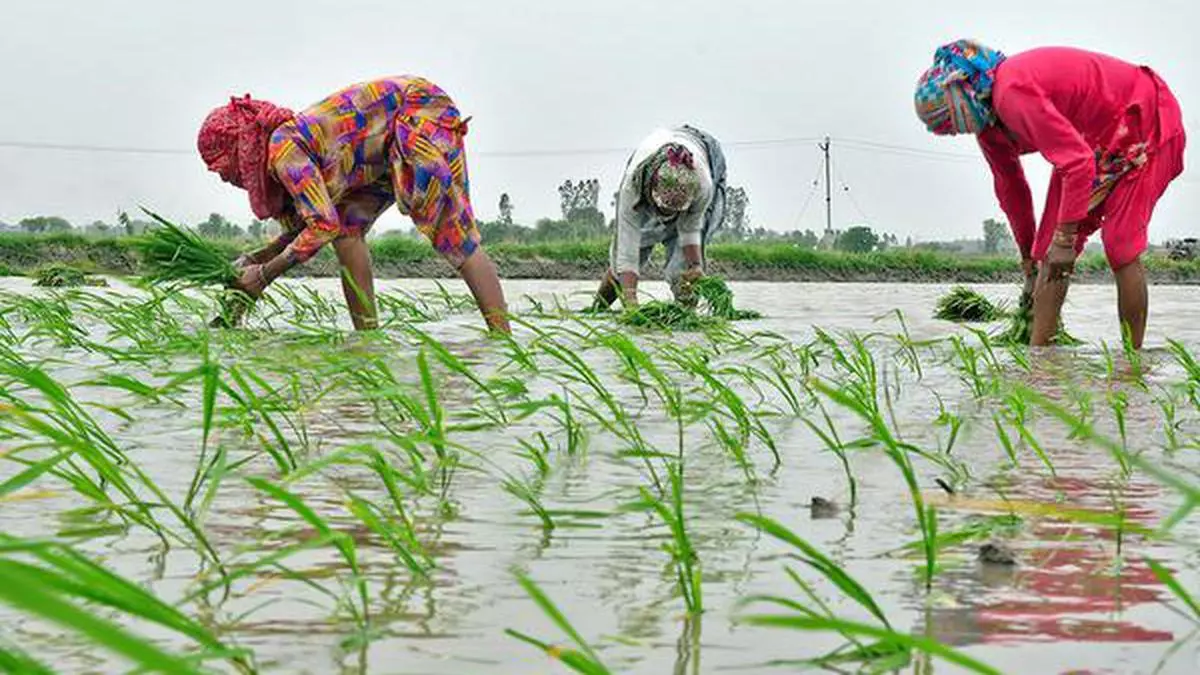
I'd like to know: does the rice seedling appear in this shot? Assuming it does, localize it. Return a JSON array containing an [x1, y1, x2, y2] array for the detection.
[[809, 375, 940, 591], [993, 298, 1083, 346], [627, 462, 703, 615], [246, 477, 372, 635], [0, 534, 253, 673], [876, 309, 928, 381], [134, 209, 238, 287], [735, 514, 1001, 674], [934, 286, 1004, 323], [32, 264, 106, 288], [620, 300, 721, 331], [5, 263, 1200, 674], [503, 472, 557, 532], [692, 276, 762, 321], [617, 276, 759, 331], [1145, 558, 1200, 624], [802, 400, 861, 511], [506, 573, 612, 675]]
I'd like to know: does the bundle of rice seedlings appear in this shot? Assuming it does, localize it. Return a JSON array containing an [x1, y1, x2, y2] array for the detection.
[[134, 209, 239, 287], [32, 264, 107, 288], [619, 301, 720, 331], [993, 292, 1082, 346], [617, 276, 760, 331], [934, 286, 1004, 323], [694, 276, 763, 320]]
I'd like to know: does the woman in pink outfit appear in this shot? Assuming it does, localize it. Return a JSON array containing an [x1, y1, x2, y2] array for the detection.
[[916, 41, 1186, 348]]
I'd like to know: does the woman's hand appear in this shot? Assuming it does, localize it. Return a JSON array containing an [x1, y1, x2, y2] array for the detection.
[[677, 266, 704, 307], [1020, 258, 1037, 301], [234, 263, 269, 298], [1045, 225, 1079, 283]]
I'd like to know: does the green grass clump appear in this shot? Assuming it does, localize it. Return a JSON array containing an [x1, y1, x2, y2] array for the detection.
[[934, 286, 1004, 323], [32, 264, 106, 288], [134, 210, 238, 287]]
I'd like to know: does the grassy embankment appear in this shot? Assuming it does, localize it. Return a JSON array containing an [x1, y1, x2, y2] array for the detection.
[[3, 232, 1199, 283]]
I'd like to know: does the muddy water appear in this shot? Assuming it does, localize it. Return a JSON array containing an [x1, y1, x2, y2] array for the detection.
[[2, 278, 1199, 675]]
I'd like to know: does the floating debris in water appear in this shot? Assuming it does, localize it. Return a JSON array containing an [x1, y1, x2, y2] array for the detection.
[[810, 496, 840, 519], [978, 541, 1018, 566]]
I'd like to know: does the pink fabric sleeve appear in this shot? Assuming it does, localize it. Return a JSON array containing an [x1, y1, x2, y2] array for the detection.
[[977, 127, 1036, 258], [267, 129, 342, 264], [994, 83, 1096, 226]]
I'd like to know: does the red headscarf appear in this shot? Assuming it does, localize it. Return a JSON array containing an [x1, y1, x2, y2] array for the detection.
[[197, 95, 295, 219]]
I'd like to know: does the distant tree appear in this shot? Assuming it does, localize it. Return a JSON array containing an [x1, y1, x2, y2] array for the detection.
[[905, 235, 913, 248], [720, 186, 750, 241], [798, 229, 820, 249], [835, 225, 880, 253], [196, 213, 228, 238], [86, 220, 111, 236], [983, 218, 1011, 255], [553, 178, 605, 239], [119, 211, 134, 236], [558, 179, 601, 221], [247, 219, 265, 240], [19, 216, 72, 234], [498, 193, 514, 225], [197, 212, 244, 239]]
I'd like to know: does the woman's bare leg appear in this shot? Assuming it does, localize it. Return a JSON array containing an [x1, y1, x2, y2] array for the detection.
[[1114, 257, 1148, 349], [1030, 266, 1070, 346], [333, 236, 378, 330], [459, 248, 510, 334]]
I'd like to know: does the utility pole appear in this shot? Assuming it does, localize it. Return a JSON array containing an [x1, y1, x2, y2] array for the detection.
[[820, 136, 833, 235]]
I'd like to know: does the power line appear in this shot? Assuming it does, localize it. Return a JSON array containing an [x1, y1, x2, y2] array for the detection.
[[0, 140, 192, 156], [0, 134, 828, 159], [837, 138, 979, 163], [4, 135, 1191, 188]]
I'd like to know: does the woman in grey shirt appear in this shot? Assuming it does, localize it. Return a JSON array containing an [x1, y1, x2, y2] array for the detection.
[[591, 125, 727, 309]]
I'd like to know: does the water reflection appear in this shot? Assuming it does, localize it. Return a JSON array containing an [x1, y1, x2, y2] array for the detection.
[[924, 366, 1180, 653]]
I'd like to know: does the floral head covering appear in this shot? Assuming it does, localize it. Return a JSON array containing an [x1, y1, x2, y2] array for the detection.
[[915, 39, 1007, 136], [197, 95, 295, 219], [647, 144, 701, 212]]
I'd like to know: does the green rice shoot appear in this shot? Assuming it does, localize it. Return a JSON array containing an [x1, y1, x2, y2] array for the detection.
[[32, 264, 106, 288], [934, 285, 1082, 346], [993, 291, 1083, 347], [134, 208, 239, 288], [934, 286, 1004, 323], [620, 276, 761, 331]]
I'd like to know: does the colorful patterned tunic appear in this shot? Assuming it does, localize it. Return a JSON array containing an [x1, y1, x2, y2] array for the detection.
[[266, 76, 481, 267]]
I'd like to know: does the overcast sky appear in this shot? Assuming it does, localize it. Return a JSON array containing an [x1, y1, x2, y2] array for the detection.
[[1, 0, 1196, 242]]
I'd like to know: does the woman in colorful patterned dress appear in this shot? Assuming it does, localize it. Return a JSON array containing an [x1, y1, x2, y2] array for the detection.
[[915, 41, 1186, 348], [197, 76, 510, 332]]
